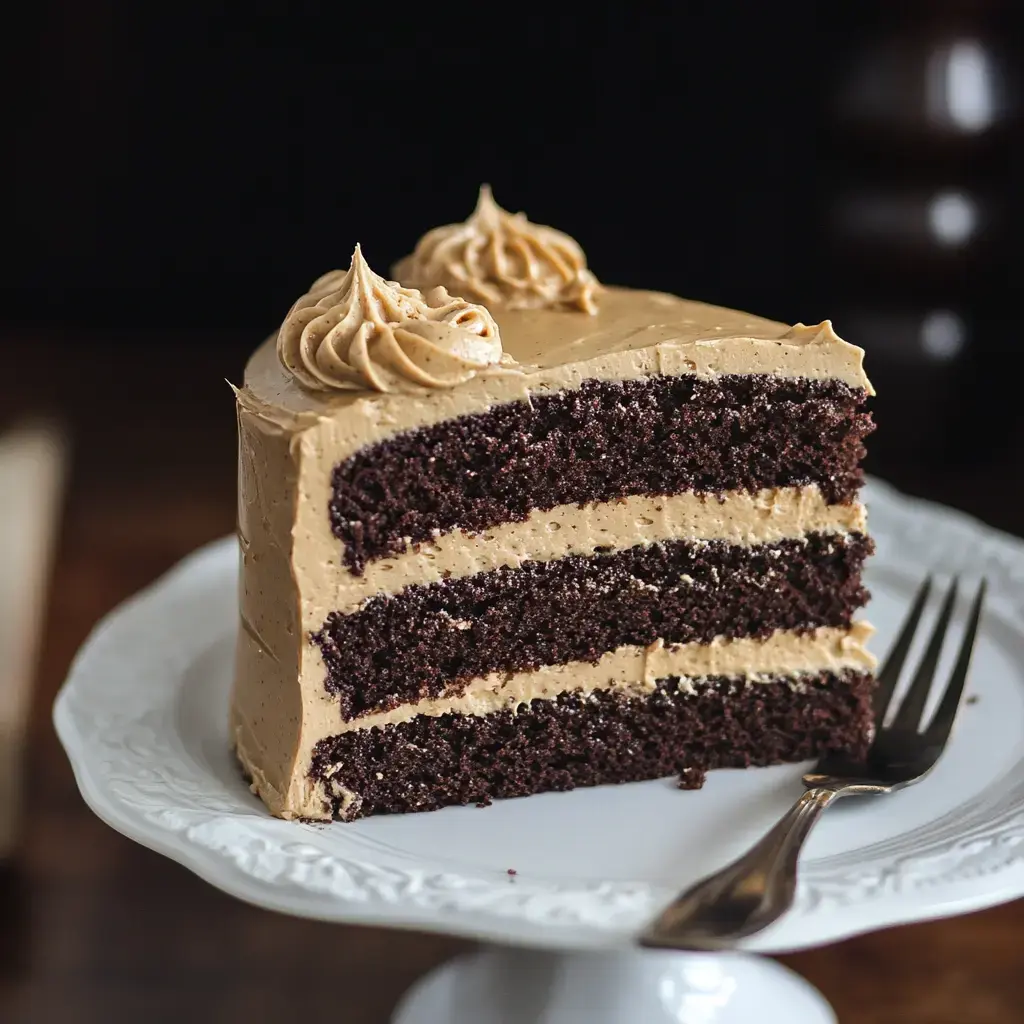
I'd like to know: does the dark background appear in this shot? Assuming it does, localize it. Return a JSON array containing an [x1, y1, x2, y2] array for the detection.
[[12, 2, 834, 330], [2, 3, 1016, 323], [4, 5, 1024, 1021], [6, 1, 1024, 485]]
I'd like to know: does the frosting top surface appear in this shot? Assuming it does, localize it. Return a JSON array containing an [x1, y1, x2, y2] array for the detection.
[[497, 286, 785, 366], [243, 284, 872, 423]]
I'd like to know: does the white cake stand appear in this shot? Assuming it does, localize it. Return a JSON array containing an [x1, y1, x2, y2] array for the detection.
[[55, 479, 1024, 1023]]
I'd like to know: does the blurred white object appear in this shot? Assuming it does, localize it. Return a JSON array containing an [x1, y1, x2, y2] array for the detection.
[[837, 34, 1008, 134], [393, 948, 835, 1024], [927, 39, 997, 133], [0, 421, 67, 857], [920, 310, 967, 361], [832, 189, 984, 251], [928, 191, 978, 247], [837, 309, 969, 365]]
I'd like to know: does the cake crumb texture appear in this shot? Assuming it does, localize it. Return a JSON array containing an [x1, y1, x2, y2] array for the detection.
[[310, 671, 874, 820], [330, 374, 873, 573]]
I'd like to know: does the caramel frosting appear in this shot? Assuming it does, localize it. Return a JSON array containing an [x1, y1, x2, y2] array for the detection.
[[233, 281, 875, 821], [297, 485, 866, 616], [276, 245, 510, 394], [328, 624, 878, 736], [394, 185, 600, 314], [243, 286, 872, 440]]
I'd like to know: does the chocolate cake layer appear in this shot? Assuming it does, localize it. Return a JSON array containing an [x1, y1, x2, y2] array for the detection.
[[314, 532, 873, 719], [330, 374, 874, 573], [310, 671, 875, 820]]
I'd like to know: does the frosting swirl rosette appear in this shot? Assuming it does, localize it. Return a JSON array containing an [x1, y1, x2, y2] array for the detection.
[[394, 185, 600, 314], [277, 245, 510, 394]]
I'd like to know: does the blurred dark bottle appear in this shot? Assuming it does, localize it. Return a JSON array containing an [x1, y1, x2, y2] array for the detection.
[[818, 1, 1020, 474]]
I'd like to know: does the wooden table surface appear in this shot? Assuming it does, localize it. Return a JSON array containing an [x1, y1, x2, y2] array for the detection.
[[2, 331, 1023, 1023]]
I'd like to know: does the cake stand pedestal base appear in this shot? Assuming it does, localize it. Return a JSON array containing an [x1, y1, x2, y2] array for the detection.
[[392, 947, 836, 1024]]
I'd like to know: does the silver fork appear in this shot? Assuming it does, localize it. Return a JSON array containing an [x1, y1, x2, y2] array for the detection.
[[641, 576, 987, 951]]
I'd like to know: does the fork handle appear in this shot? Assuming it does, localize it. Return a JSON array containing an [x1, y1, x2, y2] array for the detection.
[[641, 784, 847, 949]]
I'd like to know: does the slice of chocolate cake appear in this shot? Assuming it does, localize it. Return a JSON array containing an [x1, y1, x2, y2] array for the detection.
[[232, 188, 876, 821]]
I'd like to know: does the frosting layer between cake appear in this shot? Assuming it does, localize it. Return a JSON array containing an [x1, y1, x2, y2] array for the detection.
[[312, 624, 877, 735], [308, 486, 865, 614], [314, 531, 872, 719], [234, 625, 875, 819], [329, 373, 871, 572], [308, 671, 876, 821]]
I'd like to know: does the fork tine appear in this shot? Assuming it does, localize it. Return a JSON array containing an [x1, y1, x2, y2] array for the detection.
[[923, 580, 987, 744], [873, 576, 933, 724], [889, 579, 959, 732]]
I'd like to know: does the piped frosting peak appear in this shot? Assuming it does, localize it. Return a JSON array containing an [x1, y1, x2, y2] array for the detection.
[[780, 321, 843, 345], [277, 245, 510, 394], [394, 185, 600, 314]]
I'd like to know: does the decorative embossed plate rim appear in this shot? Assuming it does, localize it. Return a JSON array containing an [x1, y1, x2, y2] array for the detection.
[[54, 478, 1024, 952]]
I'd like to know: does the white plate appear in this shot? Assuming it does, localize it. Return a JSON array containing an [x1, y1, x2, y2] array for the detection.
[[54, 478, 1024, 953]]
